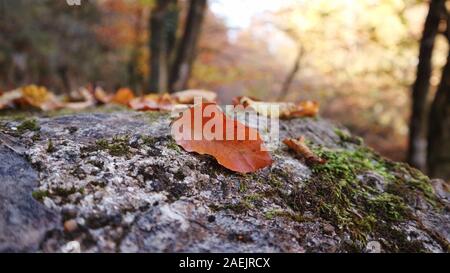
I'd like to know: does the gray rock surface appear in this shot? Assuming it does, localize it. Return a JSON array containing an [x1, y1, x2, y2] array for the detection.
[[0, 109, 448, 253], [0, 144, 60, 252]]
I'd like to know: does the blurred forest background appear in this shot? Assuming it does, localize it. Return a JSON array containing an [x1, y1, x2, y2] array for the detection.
[[0, 0, 450, 180]]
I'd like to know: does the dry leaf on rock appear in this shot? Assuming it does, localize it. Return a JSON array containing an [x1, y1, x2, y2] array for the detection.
[[171, 102, 272, 173], [283, 136, 326, 166]]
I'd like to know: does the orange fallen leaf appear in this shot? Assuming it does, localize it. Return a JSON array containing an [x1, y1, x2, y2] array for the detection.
[[283, 101, 319, 118], [171, 102, 272, 173], [21, 85, 51, 106], [111, 88, 135, 105], [234, 96, 319, 119], [172, 89, 217, 104], [283, 136, 326, 166], [16, 85, 62, 111], [129, 93, 176, 111]]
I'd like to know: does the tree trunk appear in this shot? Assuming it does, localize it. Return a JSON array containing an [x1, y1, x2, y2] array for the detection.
[[128, 7, 144, 93], [165, 2, 179, 63], [149, 0, 178, 93], [170, 0, 207, 92], [278, 45, 303, 101], [427, 13, 450, 180], [407, 0, 444, 170]]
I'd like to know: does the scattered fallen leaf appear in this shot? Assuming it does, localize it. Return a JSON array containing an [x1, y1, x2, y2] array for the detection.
[[234, 96, 319, 119], [130, 97, 166, 111], [283, 136, 326, 165], [282, 100, 319, 118], [129, 97, 158, 111], [232, 95, 259, 106], [172, 89, 217, 104], [0, 89, 22, 109], [111, 88, 135, 105], [65, 87, 96, 110], [171, 102, 272, 173], [20, 85, 50, 106], [238, 96, 279, 117], [93, 87, 112, 104], [149, 93, 176, 111], [129, 93, 176, 111], [17, 85, 62, 111]]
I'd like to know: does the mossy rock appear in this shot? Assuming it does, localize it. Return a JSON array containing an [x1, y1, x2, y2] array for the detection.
[[0, 110, 448, 253]]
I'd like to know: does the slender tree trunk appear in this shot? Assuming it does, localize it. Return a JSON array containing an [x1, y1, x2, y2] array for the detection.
[[57, 64, 73, 98], [427, 12, 450, 180], [407, 0, 444, 169], [170, 0, 207, 92], [128, 7, 144, 92], [278, 45, 303, 101], [149, 0, 177, 92], [166, 2, 179, 63]]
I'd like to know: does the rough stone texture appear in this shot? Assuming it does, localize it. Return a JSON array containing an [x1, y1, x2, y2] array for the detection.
[[0, 144, 60, 252], [0, 109, 448, 253]]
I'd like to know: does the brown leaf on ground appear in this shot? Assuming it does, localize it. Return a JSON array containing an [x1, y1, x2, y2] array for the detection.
[[233, 96, 319, 119], [65, 87, 96, 110], [281, 100, 319, 118], [93, 87, 112, 104], [283, 136, 326, 165], [172, 89, 217, 104], [232, 95, 260, 106], [171, 102, 272, 173], [129, 97, 159, 111], [0, 89, 22, 109], [129, 93, 176, 111], [111, 88, 135, 106], [15, 85, 62, 111]]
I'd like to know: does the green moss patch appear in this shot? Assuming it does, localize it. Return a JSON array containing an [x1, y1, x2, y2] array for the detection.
[[166, 138, 182, 153], [264, 209, 305, 222], [17, 119, 40, 134], [287, 144, 438, 252], [46, 139, 56, 153], [385, 162, 442, 208], [31, 190, 50, 201], [144, 111, 168, 123], [334, 128, 363, 145], [81, 135, 131, 157], [32, 187, 84, 201]]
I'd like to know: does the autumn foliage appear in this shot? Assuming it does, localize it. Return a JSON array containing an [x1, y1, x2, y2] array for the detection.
[[171, 102, 273, 173]]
